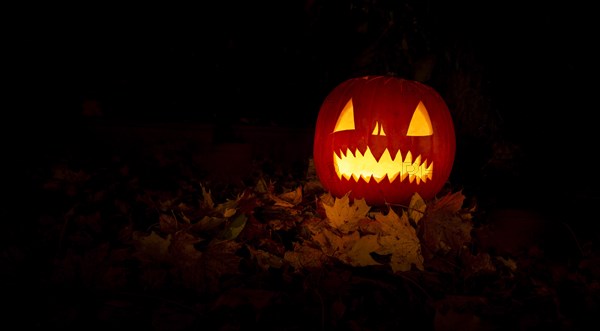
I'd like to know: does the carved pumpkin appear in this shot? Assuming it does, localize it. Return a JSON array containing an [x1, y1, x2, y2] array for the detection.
[[313, 76, 456, 206]]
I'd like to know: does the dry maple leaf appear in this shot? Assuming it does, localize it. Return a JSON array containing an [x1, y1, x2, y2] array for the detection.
[[321, 192, 370, 233], [193, 215, 227, 232], [460, 250, 496, 279], [284, 242, 328, 270], [428, 190, 465, 215], [132, 231, 171, 263], [419, 191, 473, 263], [217, 213, 248, 241], [408, 192, 427, 224], [310, 227, 381, 267], [169, 231, 203, 267], [247, 245, 284, 271], [311, 228, 350, 257], [270, 185, 303, 207], [344, 234, 381, 267], [374, 208, 424, 272], [159, 213, 179, 234]]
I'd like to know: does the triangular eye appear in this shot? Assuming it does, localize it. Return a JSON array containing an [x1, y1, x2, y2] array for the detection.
[[333, 98, 355, 132], [407, 101, 433, 136]]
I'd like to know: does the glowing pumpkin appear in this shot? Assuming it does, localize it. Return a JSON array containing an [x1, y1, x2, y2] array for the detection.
[[313, 76, 456, 206]]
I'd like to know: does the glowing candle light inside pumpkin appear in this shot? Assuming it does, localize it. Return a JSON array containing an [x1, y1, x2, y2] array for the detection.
[[313, 76, 455, 206]]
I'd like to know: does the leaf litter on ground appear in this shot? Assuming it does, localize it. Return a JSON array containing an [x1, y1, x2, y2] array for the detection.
[[11, 140, 600, 331]]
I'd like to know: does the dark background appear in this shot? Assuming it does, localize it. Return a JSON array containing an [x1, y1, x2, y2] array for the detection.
[[10, 0, 599, 213], [4, 2, 600, 329]]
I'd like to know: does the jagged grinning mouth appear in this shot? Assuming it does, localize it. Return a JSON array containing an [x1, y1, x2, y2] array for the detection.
[[334, 147, 433, 184]]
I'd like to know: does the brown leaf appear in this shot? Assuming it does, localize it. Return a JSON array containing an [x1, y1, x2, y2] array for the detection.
[[284, 242, 328, 270], [275, 186, 303, 206], [460, 250, 496, 279], [170, 231, 203, 267], [247, 246, 284, 270], [429, 190, 466, 215], [419, 191, 473, 264], [235, 189, 260, 214], [203, 240, 242, 276], [237, 214, 270, 243], [217, 213, 248, 240], [159, 213, 178, 234], [358, 218, 382, 235], [180, 240, 243, 293], [200, 184, 214, 209], [192, 215, 226, 233], [132, 231, 171, 263]]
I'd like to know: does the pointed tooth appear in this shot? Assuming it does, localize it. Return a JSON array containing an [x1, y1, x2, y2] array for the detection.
[[405, 151, 413, 164], [388, 171, 400, 183], [413, 155, 422, 168], [400, 171, 409, 182]]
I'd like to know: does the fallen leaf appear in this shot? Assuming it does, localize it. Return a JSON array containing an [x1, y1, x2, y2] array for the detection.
[[375, 208, 424, 272], [277, 186, 303, 205], [132, 231, 171, 263], [284, 242, 328, 270], [322, 193, 370, 233], [218, 213, 248, 241], [345, 234, 381, 267], [408, 192, 427, 224], [419, 191, 473, 264]]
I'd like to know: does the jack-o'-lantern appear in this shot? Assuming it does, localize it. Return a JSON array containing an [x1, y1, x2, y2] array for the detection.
[[313, 76, 456, 206]]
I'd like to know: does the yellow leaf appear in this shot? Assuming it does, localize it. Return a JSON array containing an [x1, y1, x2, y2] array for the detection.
[[319, 192, 335, 207], [345, 235, 381, 267], [322, 193, 370, 233], [374, 209, 424, 272], [312, 228, 348, 256], [408, 192, 427, 224]]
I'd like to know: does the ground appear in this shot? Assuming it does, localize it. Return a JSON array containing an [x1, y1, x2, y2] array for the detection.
[[3, 120, 599, 331]]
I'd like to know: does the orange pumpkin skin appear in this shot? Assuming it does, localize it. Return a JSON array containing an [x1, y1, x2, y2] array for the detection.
[[313, 76, 456, 206]]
